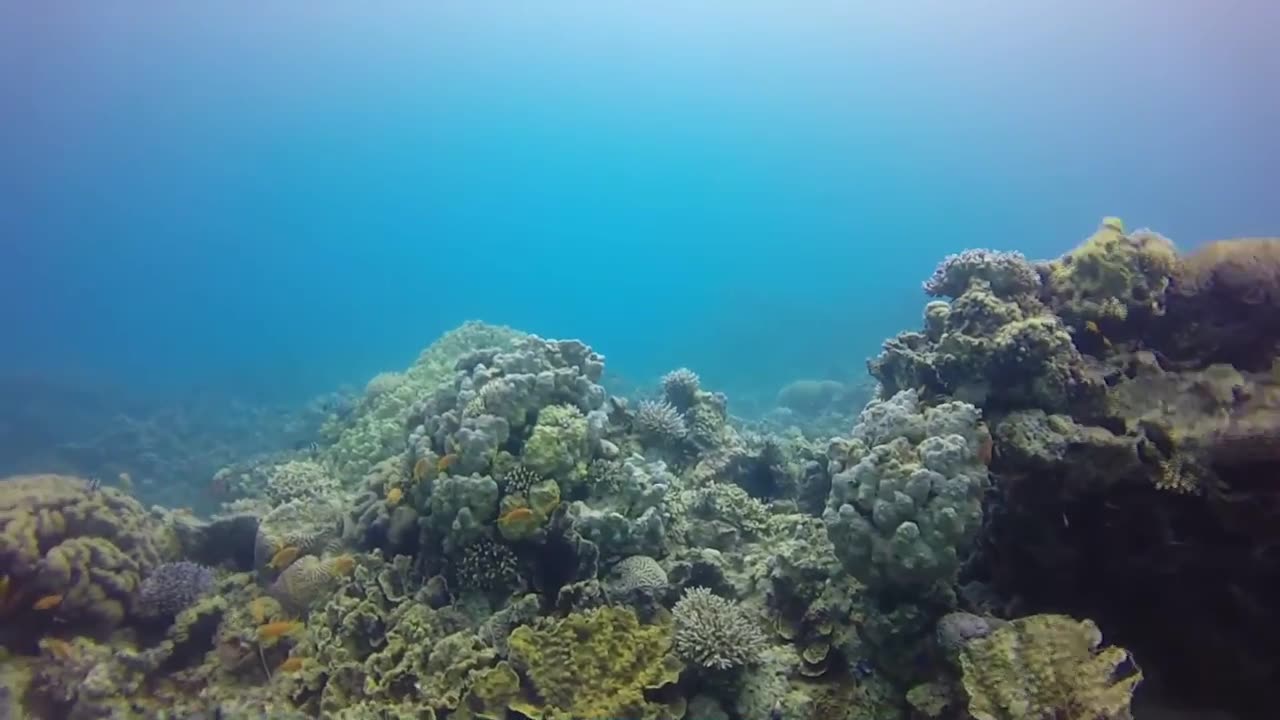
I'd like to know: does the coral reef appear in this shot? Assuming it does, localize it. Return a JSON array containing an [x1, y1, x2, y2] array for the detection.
[[6, 234, 1280, 720]]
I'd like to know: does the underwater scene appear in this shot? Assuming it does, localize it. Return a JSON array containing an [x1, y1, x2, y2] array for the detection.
[[1, 3, 1278, 720]]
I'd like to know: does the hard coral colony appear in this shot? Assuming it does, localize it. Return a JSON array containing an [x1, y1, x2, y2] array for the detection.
[[0, 221, 1276, 720]]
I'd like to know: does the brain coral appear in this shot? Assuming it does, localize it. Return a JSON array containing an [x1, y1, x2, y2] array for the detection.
[[0, 474, 176, 626]]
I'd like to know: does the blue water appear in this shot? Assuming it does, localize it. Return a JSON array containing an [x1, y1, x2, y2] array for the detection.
[[2, 2, 1277, 406]]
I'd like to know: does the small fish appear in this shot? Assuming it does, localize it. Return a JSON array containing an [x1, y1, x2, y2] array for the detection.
[[499, 506, 535, 525], [33, 594, 63, 611], [279, 656, 305, 672], [42, 638, 77, 660], [386, 487, 403, 506], [770, 700, 784, 720], [268, 546, 301, 570], [412, 457, 430, 481], [1084, 320, 1101, 334], [86, 476, 102, 492], [854, 658, 875, 678], [257, 620, 304, 640], [436, 454, 458, 473], [117, 472, 133, 492], [329, 555, 356, 576], [249, 597, 272, 624]]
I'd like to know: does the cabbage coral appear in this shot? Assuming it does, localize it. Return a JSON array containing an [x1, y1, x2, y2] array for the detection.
[[958, 614, 1141, 720]]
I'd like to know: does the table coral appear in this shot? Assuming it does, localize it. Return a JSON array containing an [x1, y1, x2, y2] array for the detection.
[[506, 605, 684, 720], [957, 614, 1141, 720], [0, 474, 175, 627]]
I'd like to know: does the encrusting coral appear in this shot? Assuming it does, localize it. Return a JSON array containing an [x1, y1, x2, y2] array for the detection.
[[956, 614, 1141, 720]]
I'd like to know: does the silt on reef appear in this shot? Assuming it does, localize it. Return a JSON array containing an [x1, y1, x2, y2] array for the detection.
[[4, 226, 1279, 720]]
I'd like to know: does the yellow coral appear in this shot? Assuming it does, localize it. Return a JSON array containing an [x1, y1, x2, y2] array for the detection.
[[506, 606, 685, 720], [270, 555, 354, 610], [958, 614, 1141, 720], [1048, 219, 1178, 333], [0, 474, 174, 626]]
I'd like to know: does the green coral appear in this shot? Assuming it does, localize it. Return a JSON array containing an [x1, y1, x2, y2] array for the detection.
[[506, 605, 685, 720], [1047, 218, 1177, 330], [521, 404, 591, 487], [958, 614, 1141, 720]]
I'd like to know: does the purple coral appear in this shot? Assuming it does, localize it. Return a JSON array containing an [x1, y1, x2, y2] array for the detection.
[[136, 561, 215, 617], [924, 249, 1041, 299]]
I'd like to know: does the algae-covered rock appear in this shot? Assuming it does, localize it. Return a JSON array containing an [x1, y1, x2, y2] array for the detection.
[[957, 614, 1141, 720]]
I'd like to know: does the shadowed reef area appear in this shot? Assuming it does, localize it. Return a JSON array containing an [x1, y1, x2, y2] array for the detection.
[[2, 219, 1279, 720]]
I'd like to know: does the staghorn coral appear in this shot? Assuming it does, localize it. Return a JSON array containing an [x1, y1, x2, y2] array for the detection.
[[635, 400, 688, 444], [0, 474, 175, 627], [135, 560, 216, 618], [661, 368, 702, 411], [957, 614, 1141, 720], [506, 605, 685, 720], [672, 586, 768, 670]]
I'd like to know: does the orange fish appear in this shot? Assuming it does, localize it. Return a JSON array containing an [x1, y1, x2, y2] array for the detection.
[[386, 487, 403, 506], [977, 435, 994, 467], [32, 594, 63, 611], [412, 457, 430, 481], [436, 454, 457, 473], [499, 507, 535, 524], [258, 621, 304, 640], [43, 638, 77, 661], [249, 597, 272, 624], [329, 555, 356, 576], [279, 656, 305, 672], [268, 546, 301, 571]]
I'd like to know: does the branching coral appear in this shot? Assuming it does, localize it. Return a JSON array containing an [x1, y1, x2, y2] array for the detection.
[[957, 614, 1141, 720], [672, 587, 767, 670]]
